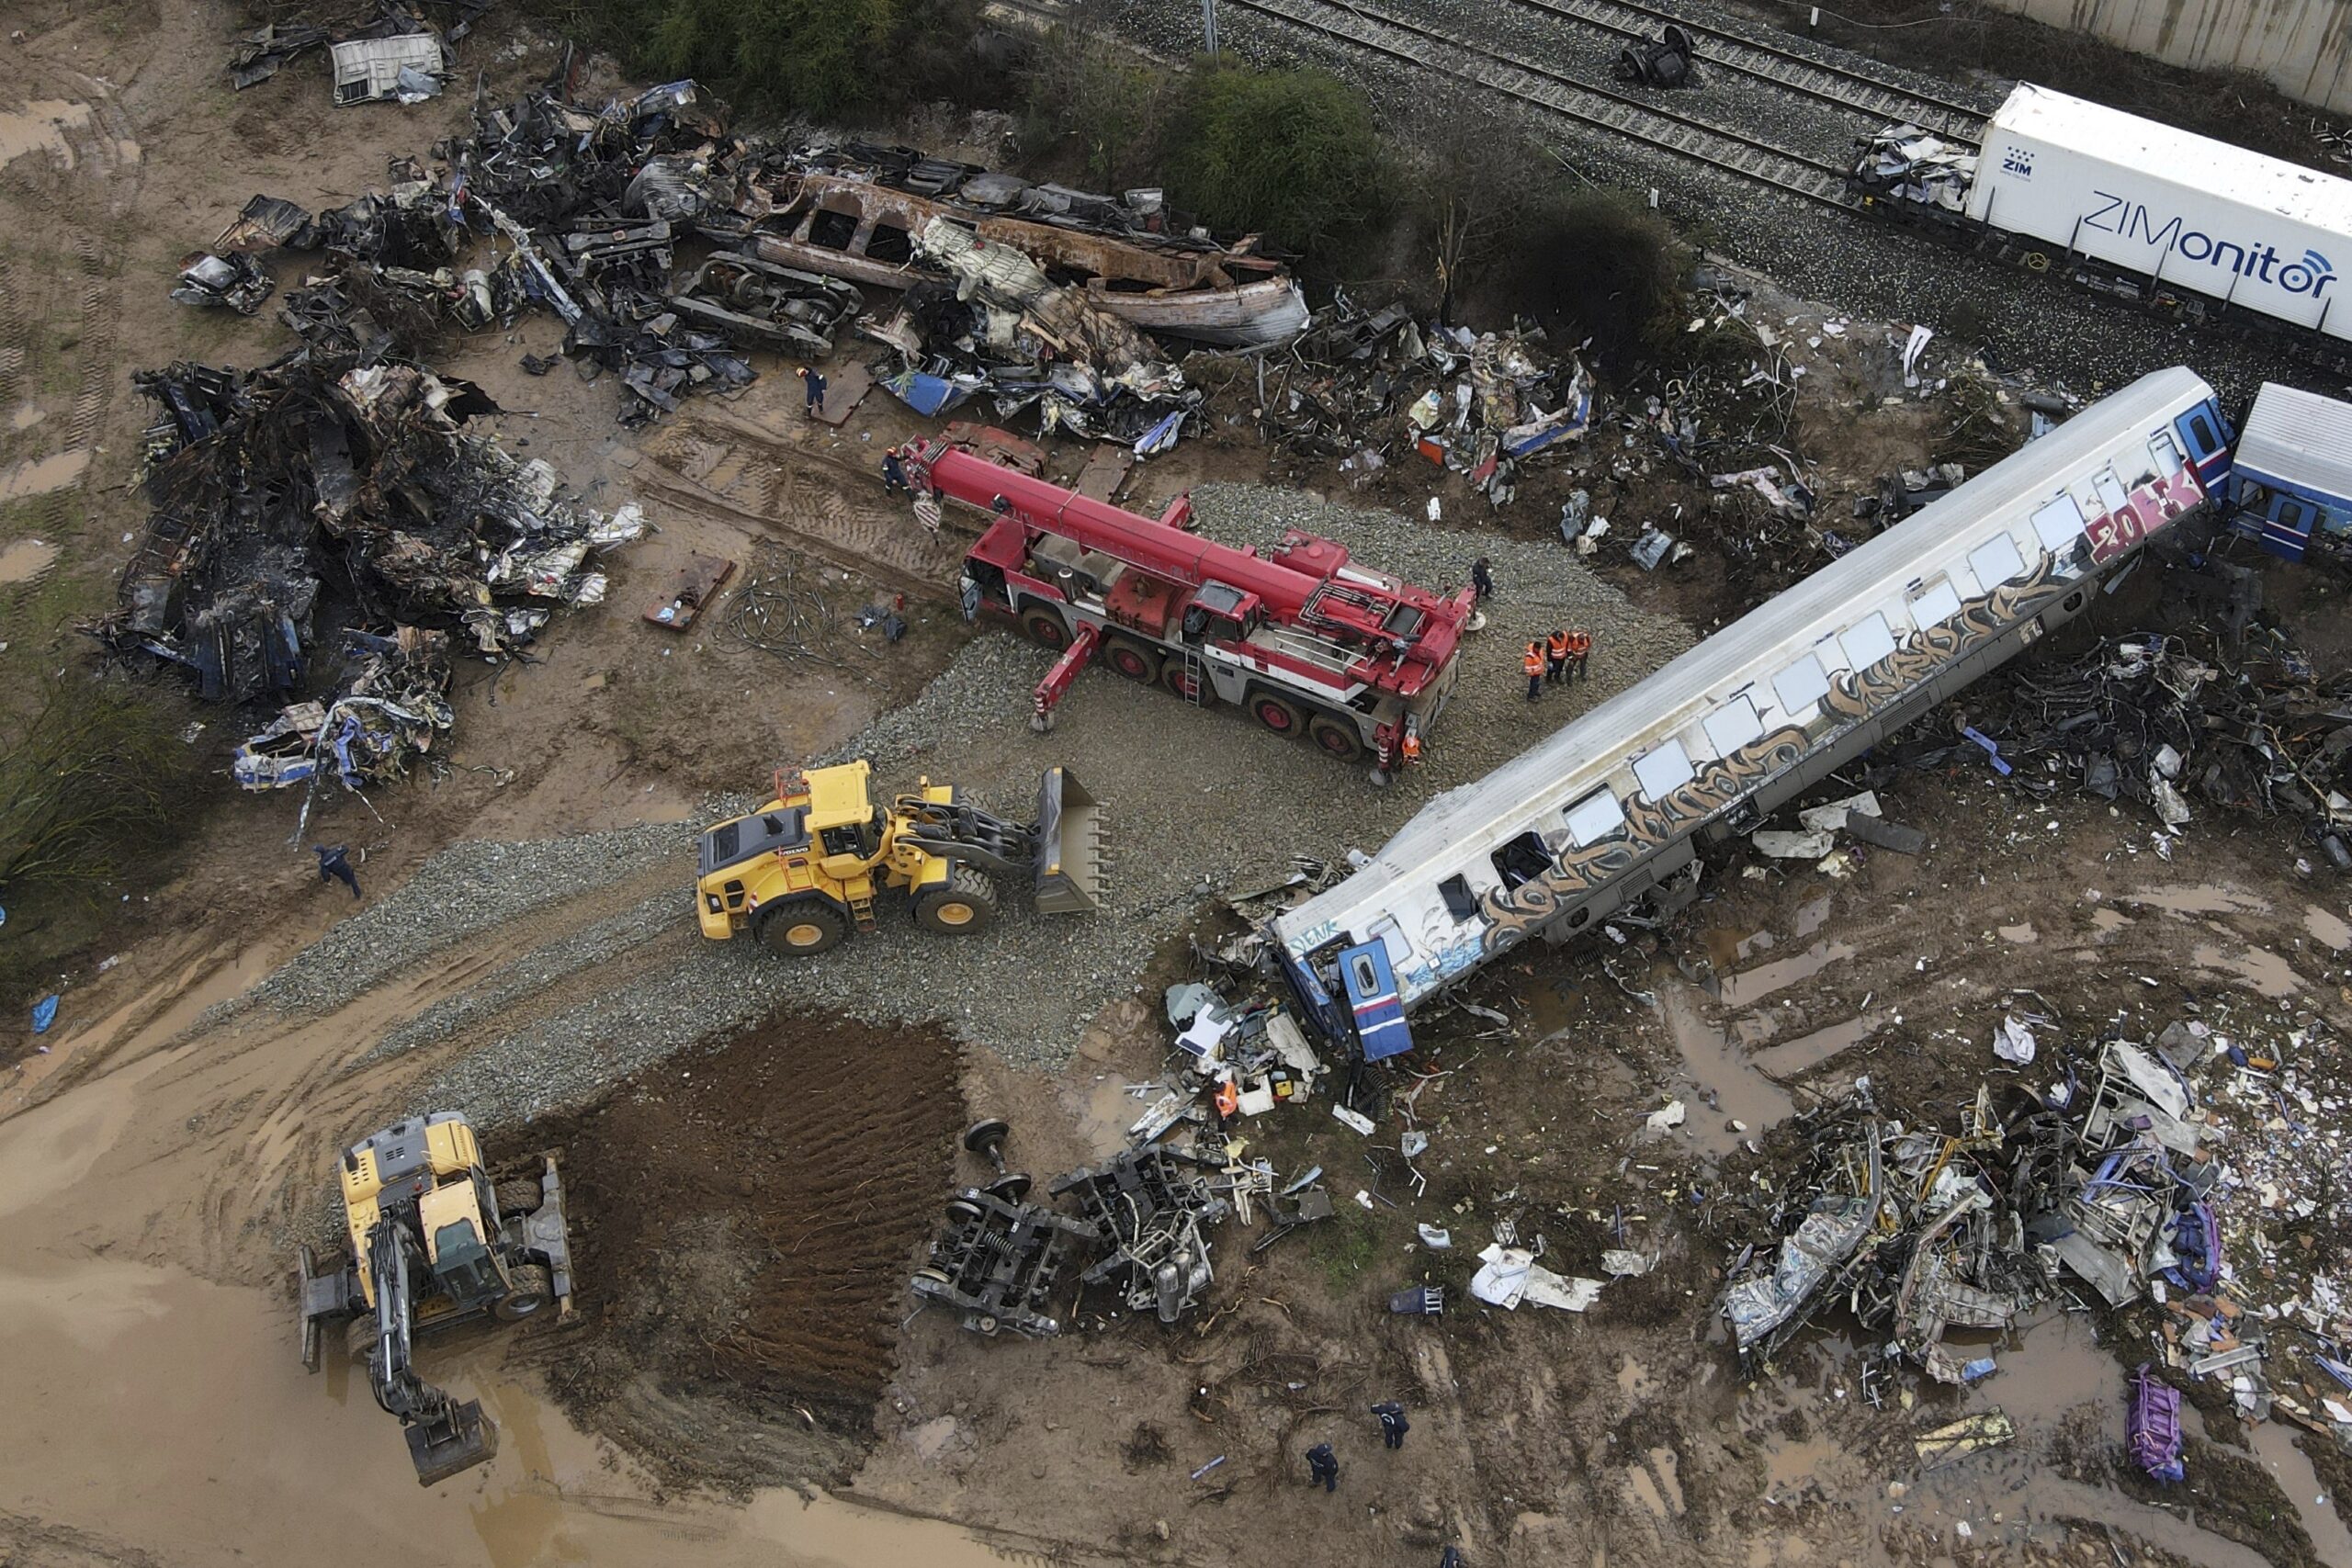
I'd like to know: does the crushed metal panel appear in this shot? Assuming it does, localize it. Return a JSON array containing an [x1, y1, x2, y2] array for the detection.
[[331, 35, 444, 107]]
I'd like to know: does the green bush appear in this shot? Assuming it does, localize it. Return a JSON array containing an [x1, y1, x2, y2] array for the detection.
[[1164, 63, 1388, 265], [1016, 21, 1173, 190], [526, 0, 1011, 120]]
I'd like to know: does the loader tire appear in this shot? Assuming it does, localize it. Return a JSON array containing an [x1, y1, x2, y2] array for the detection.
[[495, 1264, 555, 1323], [755, 901, 847, 956], [915, 866, 999, 934], [1019, 605, 1070, 650], [345, 1314, 381, 1365], [494, 1179, 544, 1218], [1102, 634, 1162, 683], [1307, 714, 1365, 761]]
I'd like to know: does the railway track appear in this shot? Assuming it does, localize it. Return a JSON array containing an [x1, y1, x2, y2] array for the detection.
[[1227, 0, 1864, 211], [1501, 0, 1987, 143]]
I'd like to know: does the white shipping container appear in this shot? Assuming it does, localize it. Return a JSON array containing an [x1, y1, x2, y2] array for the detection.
[[1965, 85, 2352, 345]]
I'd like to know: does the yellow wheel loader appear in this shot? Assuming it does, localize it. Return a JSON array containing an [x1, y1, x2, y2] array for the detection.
[[695, 760, 1105, 955], [294, 1112, 574, 1485]]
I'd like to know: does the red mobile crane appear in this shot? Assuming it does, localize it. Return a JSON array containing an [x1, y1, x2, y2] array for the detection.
[[897, 438, 1477, 782]]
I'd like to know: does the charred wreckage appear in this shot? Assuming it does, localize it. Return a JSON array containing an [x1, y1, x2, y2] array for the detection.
[[174, 68, 1312, 440]]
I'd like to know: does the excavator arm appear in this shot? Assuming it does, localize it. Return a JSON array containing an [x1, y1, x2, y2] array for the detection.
[[365, 1215, 499, 1486]]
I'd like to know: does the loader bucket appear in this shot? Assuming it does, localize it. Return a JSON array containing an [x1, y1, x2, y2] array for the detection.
[[1032, 767, 1105, 915], [407, 1399, 498, 1487]]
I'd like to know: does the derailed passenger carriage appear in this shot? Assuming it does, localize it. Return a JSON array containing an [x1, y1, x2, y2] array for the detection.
[[1274, 367, 2233, 1057]]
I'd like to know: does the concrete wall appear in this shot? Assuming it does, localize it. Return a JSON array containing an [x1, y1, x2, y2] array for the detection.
[[1985, 0, 2352, 116]]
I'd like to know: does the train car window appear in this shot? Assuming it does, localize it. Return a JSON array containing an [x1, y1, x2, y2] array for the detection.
[[2031, 495, 2087, 553], [1437, 874, 1479, 919], [1770, 652, 1830, 715], [1968, 532, 2026, 590], [2147, 431, 2186, 475], [1632, 739, 1695, 800], [2187, 413, 2220, 454], [2278, 499, 2309, 533], [1909, 579, 1963, 626], [1838, 614, 1897, 673], [2092, 469, 2131, 516], [1702, 695, 1764, 756], [1563, 787, 1626, 847]]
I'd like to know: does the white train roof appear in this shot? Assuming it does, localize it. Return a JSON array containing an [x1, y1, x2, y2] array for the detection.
[[1276, 365, 2216, 961], [2237, 382, 2352, 506], [1989, 85, 2352, 238]]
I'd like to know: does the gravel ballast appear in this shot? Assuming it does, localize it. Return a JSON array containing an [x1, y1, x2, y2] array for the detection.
[[263, 488, 1692, 1131]]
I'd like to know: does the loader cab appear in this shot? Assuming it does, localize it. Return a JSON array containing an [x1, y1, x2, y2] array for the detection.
[[419, 1179, 503, 1313], [803, 761, 887, 877]]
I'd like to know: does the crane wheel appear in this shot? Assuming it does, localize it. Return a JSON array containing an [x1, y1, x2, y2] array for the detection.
[[755, 901, 848, 955], [1307, 714, 1365, 761], [1250, 693, 1305, 738], [915, 865, 999, 933], [1161, 661, 1218, 705], [1019, 606, 1070, 649], [345, 1313, 381, 1365], [495, 1264, 555, 1323], [1102, 634, 1162, 683]]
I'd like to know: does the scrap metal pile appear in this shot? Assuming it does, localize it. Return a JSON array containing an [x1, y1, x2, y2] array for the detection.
[[1890, 627, 2352, 861], [1235, 291, 1592, 505], [1721, 1008, 2352, 1469], [913, 1097, 1326, 1337], [181, 73, 1306, 437], [99, 355, 642, 791]]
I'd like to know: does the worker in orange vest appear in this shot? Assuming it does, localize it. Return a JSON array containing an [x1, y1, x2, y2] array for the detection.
[[1523, 641, 1545, 701], [1546, 628, 1571, 685], [1566, 628, 1593, 681], [1400, 716, 1422, 765]]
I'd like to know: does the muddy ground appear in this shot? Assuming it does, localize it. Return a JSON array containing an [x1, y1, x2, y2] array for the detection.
[[4, 3, 2351, 1567]]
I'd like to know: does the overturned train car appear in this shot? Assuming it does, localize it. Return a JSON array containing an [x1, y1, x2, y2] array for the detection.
[[1273, 367, 2233, 1056]]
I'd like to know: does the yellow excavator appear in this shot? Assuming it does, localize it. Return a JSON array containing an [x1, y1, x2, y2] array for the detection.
[[695, 760, 1105, 954], [295, 1112, 573, 1484]]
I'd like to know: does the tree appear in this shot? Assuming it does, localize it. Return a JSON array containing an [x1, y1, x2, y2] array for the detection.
[[642, 0, 899, 119], [1165, 64, 1388, 264], [0, 677, 201, 901]]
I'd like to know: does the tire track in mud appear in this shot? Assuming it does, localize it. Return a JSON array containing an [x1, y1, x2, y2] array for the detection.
[[636, 414, 969, 598], [531, 1010, 966, 1492]]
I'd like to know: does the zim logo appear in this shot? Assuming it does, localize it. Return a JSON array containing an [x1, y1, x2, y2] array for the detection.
[[2002, 147, 2034, 178], [2082, 190, 2338, 299]]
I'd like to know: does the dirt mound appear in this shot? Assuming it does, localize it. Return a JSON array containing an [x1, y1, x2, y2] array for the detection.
[[533, 1009, 964, 1492]]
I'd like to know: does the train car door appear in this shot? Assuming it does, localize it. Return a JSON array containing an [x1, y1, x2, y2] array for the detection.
[[1338, 940, 1414, 1062], [2173, 402, 2233, 497]]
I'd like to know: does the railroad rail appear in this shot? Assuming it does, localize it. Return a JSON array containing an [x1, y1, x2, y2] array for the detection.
[[1227, 0, 1863, 211], [1504, 0, 1987, 143]]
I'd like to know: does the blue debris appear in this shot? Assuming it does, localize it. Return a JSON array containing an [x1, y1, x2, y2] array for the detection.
[[31, 994, 60, 1033]]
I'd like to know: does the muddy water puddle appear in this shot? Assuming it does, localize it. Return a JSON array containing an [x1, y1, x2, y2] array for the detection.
[[2190, 941, 2304, 997], [1750, 1014, 1886, 1081], [0, 536, 60, 582], [2121, 885, 2272, 918], [1655, 982, 1793, 1156], [1714, 939, 1855, 1010], [0, 99, 91, 166], [1, 939, 276, 1115], [2251, 1421, 2352, 1567], [2303, 904, 2352, 952], [0, 447, 89, 502]]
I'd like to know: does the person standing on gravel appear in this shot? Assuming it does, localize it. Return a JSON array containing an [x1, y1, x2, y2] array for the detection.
[[312, 843, 360, 900], [1522, 641, 1545, 701], [1567, 627, 1593, 682], [1471, 557, 1495, 601], [1546, 627, 1570, 685], [1305, 1441, 1340, 1493]]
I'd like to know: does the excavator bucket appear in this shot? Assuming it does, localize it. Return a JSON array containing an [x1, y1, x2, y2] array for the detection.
[[1031, 767, 1105, 915], [408, 1399, 498, 1487]]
